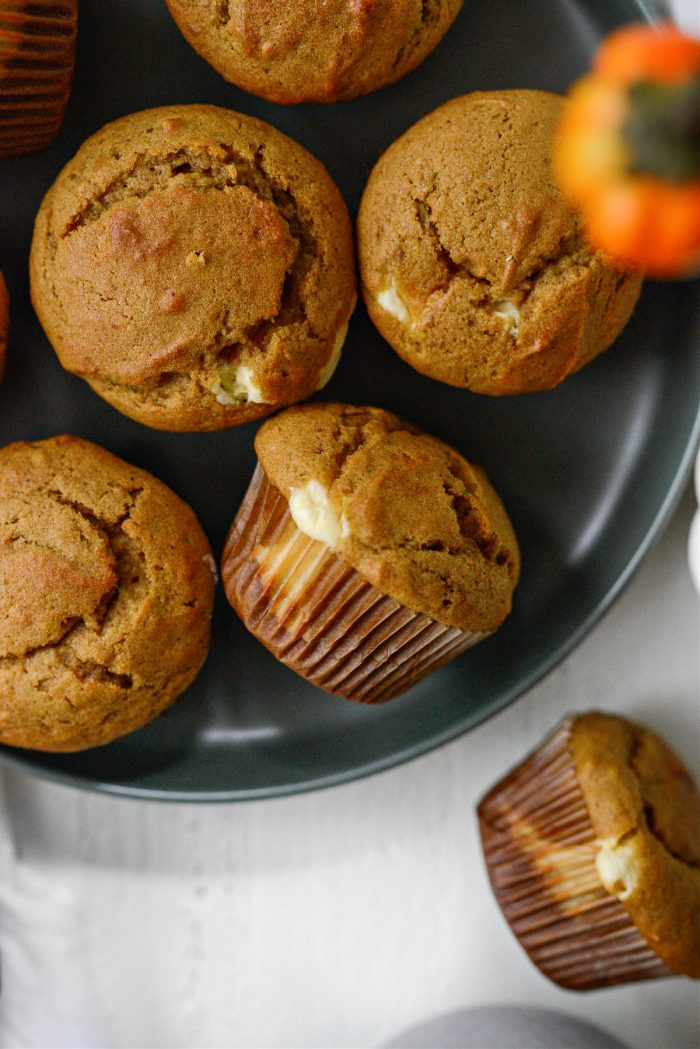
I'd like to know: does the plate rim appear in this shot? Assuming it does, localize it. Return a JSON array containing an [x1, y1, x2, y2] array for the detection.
[[1, 398, 698, 803]]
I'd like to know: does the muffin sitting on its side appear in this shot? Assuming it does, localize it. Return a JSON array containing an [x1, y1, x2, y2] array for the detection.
[[222, 403, 519, 704], [0, 272, 8, 382], [0, 0, 77, 158], [30, 105, 356, 431], [358, 90, 643, 395], [165, 0, 464, 104], [478, 712, 700, 989], [0, 436, 215, 752]]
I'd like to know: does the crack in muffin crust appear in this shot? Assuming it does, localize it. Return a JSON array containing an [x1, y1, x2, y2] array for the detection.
[[165, 0, 464, 104], [53, 145, 318, 389], [358, 90, 643, 395], [253, 403, 520, 631], [0, 436, 215, 751], [30, 105, 356, 431]]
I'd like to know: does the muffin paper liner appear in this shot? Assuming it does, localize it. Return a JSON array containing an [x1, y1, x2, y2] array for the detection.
[[0, 1, 77, 158], [222, 465, 486, 704], [477, 718, 672, 990]]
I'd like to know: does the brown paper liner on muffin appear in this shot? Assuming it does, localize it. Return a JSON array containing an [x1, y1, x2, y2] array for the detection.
[[222, 464, 487, 704], [477, 718, 673, 990], [0, 1, 77, 158]]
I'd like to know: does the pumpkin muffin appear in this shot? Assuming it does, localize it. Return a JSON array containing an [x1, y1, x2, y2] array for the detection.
[[0, 0, 77, 158], [30, 104, 356, 431], [222, 403, 519, 704], [0, 272, 8, 381], [478, 712, 700, 989], [0, 435, 215, 752], [165, 0, 464, 104], [358, 90, 643, 395]]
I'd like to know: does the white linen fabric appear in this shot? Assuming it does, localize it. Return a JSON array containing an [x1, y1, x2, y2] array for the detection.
[[0, 776, 108, 1049]]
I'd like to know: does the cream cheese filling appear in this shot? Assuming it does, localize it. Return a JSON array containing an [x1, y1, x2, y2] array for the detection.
[[288, 480, 350, 547], [596, 838, 639, 901], [212, 362, 268, 406], [376, 281, 411, 326], [492, 297, 521, 335]]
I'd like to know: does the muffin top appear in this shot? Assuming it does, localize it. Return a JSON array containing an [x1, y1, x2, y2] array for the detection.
[[0, 272, 8, 380], [30, 104, 356, 431], [358, 89, 641, 394], [0, 435, 215, 751], [571, 712, 700, 977], [165, 0, 464, 104], [255, 403, 520, 632]]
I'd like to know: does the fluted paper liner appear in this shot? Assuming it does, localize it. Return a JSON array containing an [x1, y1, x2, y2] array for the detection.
[[222, 464, 487, 703], [477, 718, 672, 990], [0, 1, 77, 158]]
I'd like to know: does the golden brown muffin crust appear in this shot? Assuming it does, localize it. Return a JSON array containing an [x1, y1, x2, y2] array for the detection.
[[358, 90, 643, 395], [30, 104, 356, 431], [571, 712, 700, 978], [0, 436, 215, 752], [165, 0, 464, 104], [0, 272, 8, 382], [0, 0, 77, 158], [255, 403, 520, 631]]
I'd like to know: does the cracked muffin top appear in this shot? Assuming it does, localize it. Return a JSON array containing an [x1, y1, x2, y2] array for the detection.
[[165, 0, 464, 104], [0, 435, 215, 751], [254, 403, 520, 632], [358, 90, 643, 395], [0, 272, 7, 382], [30, 104, 356, 431], [572, 712, 700, 977]]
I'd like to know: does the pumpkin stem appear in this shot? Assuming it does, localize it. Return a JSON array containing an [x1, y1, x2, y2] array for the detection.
[[622, 76, 700, 182]]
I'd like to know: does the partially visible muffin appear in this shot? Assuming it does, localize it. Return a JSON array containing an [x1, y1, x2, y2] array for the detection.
[[30, 104, 356, 431], [478, 712, 700, 989], [222, 403, 519, 703], [0, 0, 77, 158], [165, 0, 464, 104], [358, 90, 643, 395], [0, 435, 215, 752], [0, 272, 8, 381]]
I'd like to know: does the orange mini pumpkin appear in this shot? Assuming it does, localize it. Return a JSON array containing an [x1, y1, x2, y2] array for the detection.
[[555, 23, 700, 278]]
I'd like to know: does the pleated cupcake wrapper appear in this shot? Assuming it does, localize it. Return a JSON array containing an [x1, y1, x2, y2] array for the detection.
[[477, 718, 672, 990], [0, 1, 77, 158], [222, 464, 486, 704]]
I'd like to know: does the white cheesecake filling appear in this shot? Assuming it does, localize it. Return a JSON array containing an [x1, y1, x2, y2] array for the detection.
[[288, 480, 350, 547], [377, 282, 411, 325], [212, 362, 268, 406], [596, 839, 639, 901], [316, 321, 349, 391], [492, 297, 520, 335]]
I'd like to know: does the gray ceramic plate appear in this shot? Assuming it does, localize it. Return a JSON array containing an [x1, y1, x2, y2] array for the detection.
[[0, 0, 698, 800]]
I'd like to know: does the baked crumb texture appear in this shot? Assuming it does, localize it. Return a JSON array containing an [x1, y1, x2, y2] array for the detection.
[[0, 436, 215, 751], [222, 403, 519, 703], [30, 104, 356, 431], [358, 90, 643, 395], [0, 0, 77, 158], [165, 0, 464, 104], [478, 712, 700, 988], [254, 404, 520, 632]]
